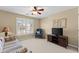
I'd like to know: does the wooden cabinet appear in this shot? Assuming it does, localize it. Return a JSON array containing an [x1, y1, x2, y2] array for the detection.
[[58, 36, 68, 47], [47, 34, 68, 48], [47, 35, 53, 42]]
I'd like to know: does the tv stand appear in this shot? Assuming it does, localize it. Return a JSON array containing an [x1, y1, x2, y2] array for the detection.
[[47, 34, 68, 48]]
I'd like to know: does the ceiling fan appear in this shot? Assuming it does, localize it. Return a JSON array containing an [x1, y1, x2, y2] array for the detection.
[[32, 6, 44, 15]]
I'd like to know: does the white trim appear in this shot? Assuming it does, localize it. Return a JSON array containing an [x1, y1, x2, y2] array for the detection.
[[68, 44, 78, 48]]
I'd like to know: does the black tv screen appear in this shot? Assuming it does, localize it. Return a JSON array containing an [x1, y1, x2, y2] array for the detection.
[[52, 28, 63, 36]]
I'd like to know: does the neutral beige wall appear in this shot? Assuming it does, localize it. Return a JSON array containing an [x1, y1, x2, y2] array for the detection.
[[0, 10, 40, 34], [41, 8, 78, 47]]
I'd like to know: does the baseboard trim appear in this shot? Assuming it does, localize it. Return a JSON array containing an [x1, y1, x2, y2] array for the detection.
[[68, 44, 78, 48]]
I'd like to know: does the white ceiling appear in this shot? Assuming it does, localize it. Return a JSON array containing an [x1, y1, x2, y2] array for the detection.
[[0, 6, 76, 19]]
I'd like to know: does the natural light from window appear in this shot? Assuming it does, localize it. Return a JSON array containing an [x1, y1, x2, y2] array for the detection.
[[16, 18, 34, 35]]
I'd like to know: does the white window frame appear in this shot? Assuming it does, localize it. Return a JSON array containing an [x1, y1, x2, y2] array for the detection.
[[16, 18, 34, 35]]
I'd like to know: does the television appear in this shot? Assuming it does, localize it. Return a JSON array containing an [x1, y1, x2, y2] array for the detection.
[[52, 28, 63, 36]]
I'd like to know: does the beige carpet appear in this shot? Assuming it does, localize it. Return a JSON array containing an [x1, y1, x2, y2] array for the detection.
[[19, 38, 77, 53]]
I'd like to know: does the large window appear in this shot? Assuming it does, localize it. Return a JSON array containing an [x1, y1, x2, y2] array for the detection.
[[16, 18, 34, 35]]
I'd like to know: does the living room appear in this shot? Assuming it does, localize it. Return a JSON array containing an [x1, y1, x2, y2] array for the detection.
[[0, 6, 78, 53]]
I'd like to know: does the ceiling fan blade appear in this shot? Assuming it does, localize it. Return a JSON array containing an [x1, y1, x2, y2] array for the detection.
[[37, 12, 41, 15], [38, 9, 44, 11], [34, 6, 37, 10]]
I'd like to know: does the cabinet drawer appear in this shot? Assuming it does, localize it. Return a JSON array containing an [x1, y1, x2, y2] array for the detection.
[[47, 35, 52, 42], [58, 38, 68, 47]]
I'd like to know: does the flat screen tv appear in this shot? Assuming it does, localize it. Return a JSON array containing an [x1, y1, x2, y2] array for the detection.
[[52, 28, 63, 36]]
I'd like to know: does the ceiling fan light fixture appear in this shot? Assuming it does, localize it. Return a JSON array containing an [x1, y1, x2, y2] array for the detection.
[[31, 6, 44, 15], [32, 11, 37, 15]]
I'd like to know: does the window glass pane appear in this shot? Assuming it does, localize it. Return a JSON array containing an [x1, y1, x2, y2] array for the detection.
[[16, 18, 34, 35]]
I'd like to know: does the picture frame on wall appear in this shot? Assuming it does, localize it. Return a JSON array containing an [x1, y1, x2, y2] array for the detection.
[[53, 18, 67, 28], [53, 19, 58, 28], [60, 18, 67, 28], [57, 19, 61, 28]]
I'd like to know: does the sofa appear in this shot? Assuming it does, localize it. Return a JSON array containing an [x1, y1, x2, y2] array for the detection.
[[0, 32, 22, 53]]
